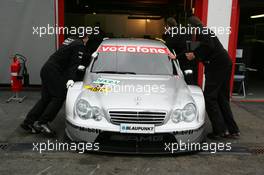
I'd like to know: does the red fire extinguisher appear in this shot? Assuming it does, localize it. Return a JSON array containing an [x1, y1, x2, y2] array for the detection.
[[10, 56, 23, 92], [6, 54, 28, 103]]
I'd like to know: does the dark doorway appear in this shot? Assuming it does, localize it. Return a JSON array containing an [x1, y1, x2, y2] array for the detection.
[[234, 0, 264, 99]]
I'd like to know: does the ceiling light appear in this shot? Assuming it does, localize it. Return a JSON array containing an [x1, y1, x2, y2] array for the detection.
[[85, 5, 89, 8], [250, 14, 264, 19], [93, 12, 96, 15], [128, 15, 162, 20]]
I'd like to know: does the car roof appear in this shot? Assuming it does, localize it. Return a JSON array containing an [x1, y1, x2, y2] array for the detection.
[[101, 38, 166, 48]]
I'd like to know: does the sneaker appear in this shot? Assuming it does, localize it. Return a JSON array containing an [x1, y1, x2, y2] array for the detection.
[[20, 122, 39, 134], [226, 132, 240, 139], [34, 122, 56, 136]]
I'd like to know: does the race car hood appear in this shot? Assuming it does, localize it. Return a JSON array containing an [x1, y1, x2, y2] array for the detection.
[[78, 73, 195, 112]]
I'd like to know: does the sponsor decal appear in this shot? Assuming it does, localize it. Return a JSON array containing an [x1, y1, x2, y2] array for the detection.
[[67, 121, 102, 134], [110, 135, 163, 142], [78, 127, 102, 133], [78, 51, 83, 59], [98, 45, 170, 55], [84, 85, 111, 92], [93, 78, 120, 85], [172, 126, 203, 135], [120, 123, 155, 134], [62, 38, 74, 45], [173, 130, 194, 135]]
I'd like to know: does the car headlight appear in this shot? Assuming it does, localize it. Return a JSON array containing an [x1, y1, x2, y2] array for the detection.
[[75, 99, 103, 121], [171, 103, 197, 123], [92, 106, 103, 121], [182, 103, 196, 122], [171, 109, 182, 123], [76, 99, 93, 120]]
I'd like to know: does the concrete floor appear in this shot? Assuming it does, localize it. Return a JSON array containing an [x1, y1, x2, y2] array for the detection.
[[0, 90, 264, 175]]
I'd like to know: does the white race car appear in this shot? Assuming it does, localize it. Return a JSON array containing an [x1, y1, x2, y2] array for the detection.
[[65, 38, 205, 153]]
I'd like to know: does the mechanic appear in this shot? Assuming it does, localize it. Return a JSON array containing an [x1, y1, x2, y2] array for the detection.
[[164, 17, 198, 84], [185, 16, 240, 139], [21, 34, 90, 135], [86, 22, 105, 54]]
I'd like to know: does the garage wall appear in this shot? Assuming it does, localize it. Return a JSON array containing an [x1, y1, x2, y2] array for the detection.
[[65, 14, 164, 38], [207, 0, 233, 49], [65, 13, 86, 27], [107, 15, 164, 38], [0, 0, 56, 85]]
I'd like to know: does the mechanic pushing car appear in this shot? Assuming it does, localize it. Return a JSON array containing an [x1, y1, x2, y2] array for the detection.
[[185, 16, 240, 139], [21, 34, 90, 135]]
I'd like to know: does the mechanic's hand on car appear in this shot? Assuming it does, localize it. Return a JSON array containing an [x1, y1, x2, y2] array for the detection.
[[185, 52, 195, 61], [169, 53, 176, 60], [66, 80, 74, 88]]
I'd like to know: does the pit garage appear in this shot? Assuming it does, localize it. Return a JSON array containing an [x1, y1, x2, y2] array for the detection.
[[234, 0, 264, 100], [0, 0, 264, 174]]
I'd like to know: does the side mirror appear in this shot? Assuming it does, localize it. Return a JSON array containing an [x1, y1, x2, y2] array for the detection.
[[184, 69, 193, 75], [91, 52, 98, 59], [184, 69, 194, 85], [77, 65, 85, 71]]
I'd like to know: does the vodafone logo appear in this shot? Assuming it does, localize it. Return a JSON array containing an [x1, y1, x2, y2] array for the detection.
[[98, 45, 169, 55]]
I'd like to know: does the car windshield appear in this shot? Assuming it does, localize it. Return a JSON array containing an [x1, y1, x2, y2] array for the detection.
[[91, 49, 176, 75]]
